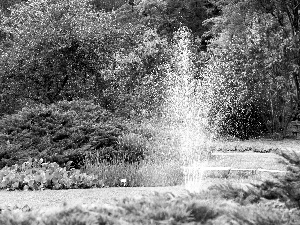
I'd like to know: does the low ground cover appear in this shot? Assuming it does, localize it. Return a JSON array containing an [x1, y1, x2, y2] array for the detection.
[[1, 184, 300, 225]]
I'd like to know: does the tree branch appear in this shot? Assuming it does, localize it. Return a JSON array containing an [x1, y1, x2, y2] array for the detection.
[[294, 2, 300, 11], [285, 4, 295, 32]]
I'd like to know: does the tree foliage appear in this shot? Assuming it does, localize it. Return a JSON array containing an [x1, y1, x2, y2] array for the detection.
[[91, 0, 127, 11], [0, 0, 120, 104], [0, 0, 299, 138], [199, 0, 300, 138], [0, 0, 176, 116]]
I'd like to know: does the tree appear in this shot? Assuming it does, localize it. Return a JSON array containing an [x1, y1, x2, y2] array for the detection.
[[91, 0, 127, 11], [199, 0, 298, 137], [0, 0, 116, 104], [121, 0, 220, 42], [0, 0, 27, 14], [252, 0, 300, 118], [107, 25, 171, 116], [164, 0, 220, 38]]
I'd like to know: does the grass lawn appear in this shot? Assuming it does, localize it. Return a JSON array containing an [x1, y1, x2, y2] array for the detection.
[[211, 138, 300, 151], [0, 186, 189, 212]]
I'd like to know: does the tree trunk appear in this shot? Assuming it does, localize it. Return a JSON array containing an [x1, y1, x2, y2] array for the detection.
[[290, 1, 300, 109], [294, 72, 300, 113]]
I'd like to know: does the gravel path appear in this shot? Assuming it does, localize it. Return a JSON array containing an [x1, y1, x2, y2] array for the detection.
[[0, 186, 190, 212]]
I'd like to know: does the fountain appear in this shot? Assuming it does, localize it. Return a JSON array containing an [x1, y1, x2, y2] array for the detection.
[[161, 27, 288, 193], [163, 27, 213, 192]]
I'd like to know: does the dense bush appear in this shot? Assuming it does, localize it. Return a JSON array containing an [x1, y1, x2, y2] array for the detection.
[[0, 100, 151, 169]]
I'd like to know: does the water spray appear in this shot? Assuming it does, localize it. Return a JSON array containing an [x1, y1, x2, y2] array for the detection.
[[164, 27, 213, 192]]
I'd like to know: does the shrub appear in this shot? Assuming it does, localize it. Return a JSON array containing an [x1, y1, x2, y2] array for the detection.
[[254, 150, 300, 209], [0, 100, 150, 169], [209, 150, 300, 210], [208, 182, 263, 206]]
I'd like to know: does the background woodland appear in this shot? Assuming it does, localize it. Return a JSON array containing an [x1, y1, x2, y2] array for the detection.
[[0, 0, 299, 140]]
